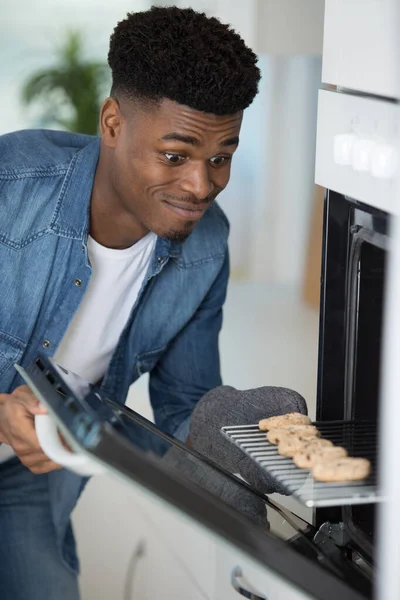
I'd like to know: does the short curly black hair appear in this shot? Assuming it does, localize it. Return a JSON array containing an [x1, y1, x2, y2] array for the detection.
[[108, 5, 261, 115]]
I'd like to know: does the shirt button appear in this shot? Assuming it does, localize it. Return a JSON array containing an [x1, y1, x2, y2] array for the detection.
[[42, 340, 51, 349], [157, 256, 164, 264], [74, 278, 83, 287]]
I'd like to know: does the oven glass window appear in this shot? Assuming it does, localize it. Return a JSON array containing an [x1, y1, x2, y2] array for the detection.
[[347, 236, 386, 550], [352, 241, 385, 423]]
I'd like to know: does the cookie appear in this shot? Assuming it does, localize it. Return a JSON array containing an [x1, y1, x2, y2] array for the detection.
[[293, 444, 346, 469], [312, 458, 371, 482], [278, 434, 322, 457], [266, 425, 320, 445], [259, 412, 311, 431]]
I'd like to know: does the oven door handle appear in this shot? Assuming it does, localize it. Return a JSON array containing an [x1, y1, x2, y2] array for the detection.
[[231, 566, 268, 599], [35, 414, 106, 476]]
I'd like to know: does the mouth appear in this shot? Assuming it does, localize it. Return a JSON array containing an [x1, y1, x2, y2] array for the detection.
[[163, 200, 209, 220]]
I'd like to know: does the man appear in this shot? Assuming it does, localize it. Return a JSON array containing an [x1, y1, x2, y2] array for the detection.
[[0, 5, 260, 599]]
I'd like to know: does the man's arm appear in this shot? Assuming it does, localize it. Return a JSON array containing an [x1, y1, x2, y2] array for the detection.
[[149, 251, 230, 440]]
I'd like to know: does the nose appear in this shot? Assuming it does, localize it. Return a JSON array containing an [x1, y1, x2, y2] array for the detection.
[[180, 162, 213, 201]]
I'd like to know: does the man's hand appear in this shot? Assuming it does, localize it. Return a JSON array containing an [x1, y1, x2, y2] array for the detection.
[[0, 385, 62, 474]]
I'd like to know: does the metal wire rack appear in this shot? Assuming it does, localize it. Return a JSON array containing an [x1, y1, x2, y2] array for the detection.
[[221, 421, 383, 507]]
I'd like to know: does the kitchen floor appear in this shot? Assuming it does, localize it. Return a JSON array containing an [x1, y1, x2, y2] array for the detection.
[[220, 281, 319, 412], [73, 281, 320, 597]]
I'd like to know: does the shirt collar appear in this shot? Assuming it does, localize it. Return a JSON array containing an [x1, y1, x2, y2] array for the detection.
[[50, 137, 100, 240]]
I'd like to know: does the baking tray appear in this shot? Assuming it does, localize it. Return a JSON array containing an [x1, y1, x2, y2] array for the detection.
[[221, 421, 384, 507]]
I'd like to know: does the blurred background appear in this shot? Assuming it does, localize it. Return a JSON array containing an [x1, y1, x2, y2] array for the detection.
[[1, 1, 325, 597]]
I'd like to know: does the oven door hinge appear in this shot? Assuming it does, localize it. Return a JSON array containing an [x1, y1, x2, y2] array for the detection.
[[313, 521, 350, 555]]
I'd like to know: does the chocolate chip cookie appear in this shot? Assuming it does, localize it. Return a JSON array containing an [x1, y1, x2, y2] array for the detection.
[[312, 457, 371, 482], [259, 412, 311, 431], [293, 443, 346, 469], [266, 425, 320, 445]]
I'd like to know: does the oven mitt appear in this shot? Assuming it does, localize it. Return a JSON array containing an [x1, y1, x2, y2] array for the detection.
[[161, 444, 269, 527], [189, 385, 308, 496]]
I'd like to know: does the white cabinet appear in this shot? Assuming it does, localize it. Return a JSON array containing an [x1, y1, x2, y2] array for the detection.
[[129, 481, 216, 599], [74, 472, 216, 600], [215, 540, 313, 600], [322, 0, 400, 98], [73, 475, 149, 600], [130, 524, 208, 600]]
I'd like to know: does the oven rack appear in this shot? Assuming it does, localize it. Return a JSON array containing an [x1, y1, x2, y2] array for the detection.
[[221, 421, 383, 507]]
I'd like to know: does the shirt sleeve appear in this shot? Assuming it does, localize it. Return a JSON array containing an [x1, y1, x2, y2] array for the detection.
[[148, 250, 230, 438]]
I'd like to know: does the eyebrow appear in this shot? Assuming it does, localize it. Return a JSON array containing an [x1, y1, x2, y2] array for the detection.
[[160, 132, 240, 147]]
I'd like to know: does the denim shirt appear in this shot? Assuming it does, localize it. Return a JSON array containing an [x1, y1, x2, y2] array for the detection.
[[0, 129, 229, 569]]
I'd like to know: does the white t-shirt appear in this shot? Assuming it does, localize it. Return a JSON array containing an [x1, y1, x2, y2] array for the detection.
[[54, 231, 156, 383], [0, 231, 157, 463]]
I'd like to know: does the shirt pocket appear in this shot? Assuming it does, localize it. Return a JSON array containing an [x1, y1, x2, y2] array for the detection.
[[0, 331, 25, 379], [136, 346, 167, 376]]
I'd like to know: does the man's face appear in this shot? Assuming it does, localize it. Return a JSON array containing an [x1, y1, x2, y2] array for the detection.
[[101, 97, 242, 242]]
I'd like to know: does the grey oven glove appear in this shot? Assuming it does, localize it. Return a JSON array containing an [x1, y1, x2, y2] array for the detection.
[[161, 445, 269, 527], [189, 385, 308, 496]]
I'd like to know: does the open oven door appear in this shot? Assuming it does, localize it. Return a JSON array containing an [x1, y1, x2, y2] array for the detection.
[[15, 356, 368, 600]]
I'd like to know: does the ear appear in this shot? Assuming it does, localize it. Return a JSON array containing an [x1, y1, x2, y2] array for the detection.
[[99, 98, 122, 149]]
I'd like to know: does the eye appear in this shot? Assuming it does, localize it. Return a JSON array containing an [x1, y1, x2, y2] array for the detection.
[[209, 155, 231, 167], [164, 153, 185, 164]]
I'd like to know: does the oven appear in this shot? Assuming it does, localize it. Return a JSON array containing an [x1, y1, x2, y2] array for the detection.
[[311, 2, 400, 594], [312, 77, 400, 598]]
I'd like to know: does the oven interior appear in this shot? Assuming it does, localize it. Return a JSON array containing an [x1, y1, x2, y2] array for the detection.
[[316, 191, 388, 575]]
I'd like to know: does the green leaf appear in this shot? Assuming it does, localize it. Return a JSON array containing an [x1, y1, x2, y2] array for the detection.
[[21, 29, 110, 135]]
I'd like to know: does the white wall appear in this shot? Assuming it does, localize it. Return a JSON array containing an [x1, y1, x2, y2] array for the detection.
[[152, 0, 258, 49], [246, 56, 322, 285], [0, 0, 150, 133], [256, 0, 325, 55], [216, 53, 322, 285]]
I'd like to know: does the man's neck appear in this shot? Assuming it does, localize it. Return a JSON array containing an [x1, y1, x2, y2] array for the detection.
[[90, 154, 149, 249]]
